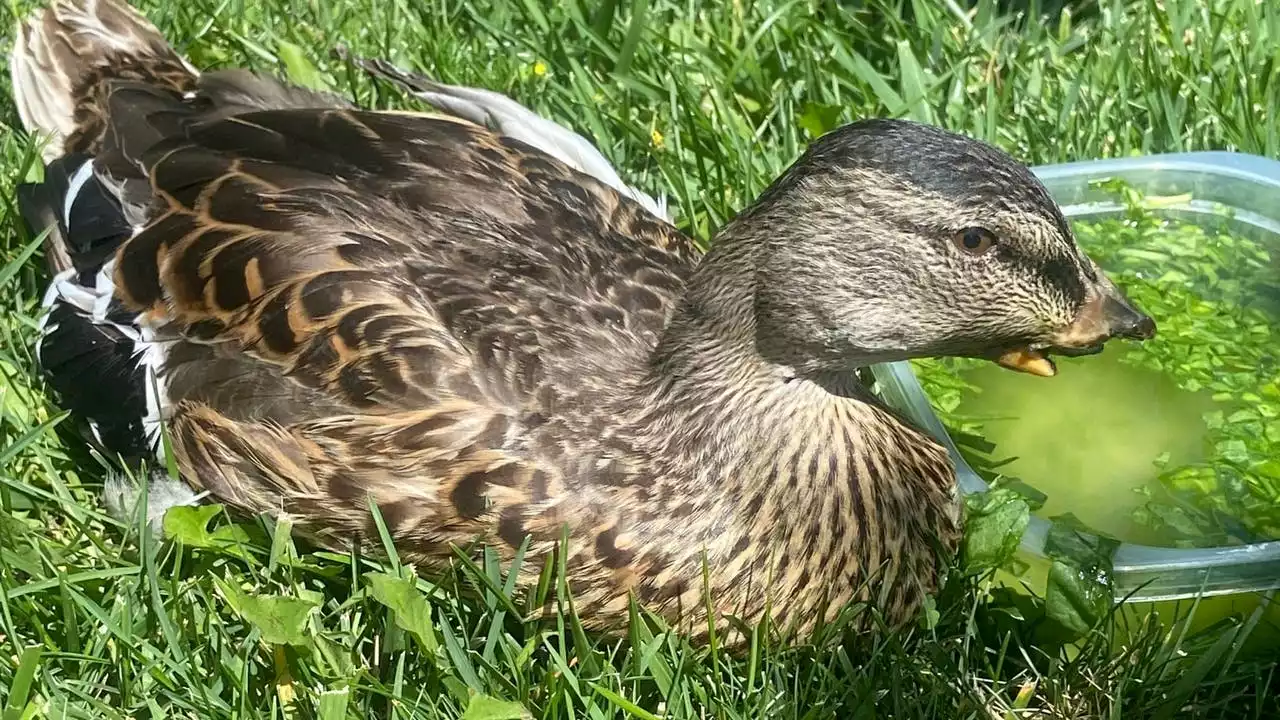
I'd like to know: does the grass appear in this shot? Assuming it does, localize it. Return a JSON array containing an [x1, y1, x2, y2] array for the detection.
[[0, 0, 1278, 716]]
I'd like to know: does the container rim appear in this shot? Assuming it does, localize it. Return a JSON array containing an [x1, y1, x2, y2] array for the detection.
[[873, 149, 1280, 603], [1033, 150, 1280, 192]]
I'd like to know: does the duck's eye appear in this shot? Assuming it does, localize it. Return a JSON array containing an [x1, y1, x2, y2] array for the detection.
[[953, 227, 997, 256]]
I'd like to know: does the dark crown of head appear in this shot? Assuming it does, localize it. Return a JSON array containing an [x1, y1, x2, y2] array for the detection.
[[775, 119, 1064, 223]]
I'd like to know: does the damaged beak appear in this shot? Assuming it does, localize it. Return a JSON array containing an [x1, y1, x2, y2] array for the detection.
[[996, 266, 1157, 377]]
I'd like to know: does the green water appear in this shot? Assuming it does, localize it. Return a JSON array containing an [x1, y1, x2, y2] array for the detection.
[[958, 343, 1280, 653], [956, 347, 1217, 547]]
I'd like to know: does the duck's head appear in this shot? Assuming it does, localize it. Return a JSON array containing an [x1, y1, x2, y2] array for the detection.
[[726, 118, 1155, 377]]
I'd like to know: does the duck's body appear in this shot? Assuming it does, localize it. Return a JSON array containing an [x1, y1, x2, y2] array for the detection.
[[12, 0, 1152, 640]]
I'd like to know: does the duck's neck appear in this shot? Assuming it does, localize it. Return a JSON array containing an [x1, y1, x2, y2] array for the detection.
[[638, 237, 953, 511]]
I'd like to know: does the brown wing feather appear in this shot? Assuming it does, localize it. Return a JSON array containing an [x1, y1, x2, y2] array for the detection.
[[102, 83, 695, 588], [117, 104, 695, 404]]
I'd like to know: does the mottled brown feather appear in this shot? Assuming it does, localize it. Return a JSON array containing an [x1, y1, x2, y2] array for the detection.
[[18, 0, 974, 646], [98, 83, 754, 627]]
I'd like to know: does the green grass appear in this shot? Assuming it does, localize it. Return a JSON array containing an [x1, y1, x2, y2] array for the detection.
[[1, 0, 1278, 716]]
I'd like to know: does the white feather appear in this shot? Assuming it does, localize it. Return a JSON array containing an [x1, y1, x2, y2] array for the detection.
[[103, 470, 207, 537], [37, 231, 175, 465], [90, 258, 118, 321], [63, 158, 96, 228], [40, 268, 76, 312], [52, 276, 98, 311], [32, 268, 73, 367], [136, 322, 176, 458]]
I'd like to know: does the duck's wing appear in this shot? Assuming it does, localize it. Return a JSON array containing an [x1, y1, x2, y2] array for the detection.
[[16, 0, 701, 557], [103, 93, 697, 402], [336, 49, 672, 223], [25, 73, 697, 552]]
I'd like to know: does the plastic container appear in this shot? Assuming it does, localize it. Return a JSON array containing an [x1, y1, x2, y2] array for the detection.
[[872, 151, 1280, 603]]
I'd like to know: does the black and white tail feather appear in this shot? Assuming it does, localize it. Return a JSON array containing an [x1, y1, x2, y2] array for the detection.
[[25, 156, 204, 532], [12, 0, 671, 532], [13, 0, 205, 531]]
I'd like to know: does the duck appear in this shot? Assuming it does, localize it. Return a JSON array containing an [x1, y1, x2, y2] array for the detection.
[[10, 0, 1155, 641]]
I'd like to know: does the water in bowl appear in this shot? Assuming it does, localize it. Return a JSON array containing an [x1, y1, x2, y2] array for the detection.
[[954, 347, 1216, 548], [955, 344, 1280, 652]]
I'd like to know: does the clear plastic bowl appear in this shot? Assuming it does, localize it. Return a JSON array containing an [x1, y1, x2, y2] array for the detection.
[[872, 151, 1280, 603]]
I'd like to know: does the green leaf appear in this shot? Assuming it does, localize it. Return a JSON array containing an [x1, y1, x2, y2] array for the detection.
[[832, 44, 904, 111], [1144, 502, 1206, 538], [277, 41, 329, 91], [961, 488, 1030, 574], [216, 579, 318, 646], [1151, 626, 1240, 720], [993, 478, 1048, 512], [1044, 513, 1120, 572], [461, 694, 531, 720], [1256, 460, 1280, 481], [0, 230, 48, 290], [613, 0, 649, 76], [1044, 559, 1109, 637], [163, 504, 251, 554], [918, 593, 940, 630], [1264, 419, 1280, 443], [1142, 192, 1193, 209], [587, 684, 662, 720], [162, 504, 222, 543], [365, 571, 439, 654], [1042, 516, 1117, 638], [797, 102, 843, 139], [1216, 439, 1250, 465]]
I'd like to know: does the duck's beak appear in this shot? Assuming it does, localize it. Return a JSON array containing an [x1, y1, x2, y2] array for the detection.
[[994, 269, 1157, 377]]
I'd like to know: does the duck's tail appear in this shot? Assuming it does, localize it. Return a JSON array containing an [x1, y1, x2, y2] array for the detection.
[[10, 0, 198, 164], [11, 1, 203, 526]]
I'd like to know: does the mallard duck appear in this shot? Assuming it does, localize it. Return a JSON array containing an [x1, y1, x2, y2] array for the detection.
[[11, 0, 1154, 640]]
